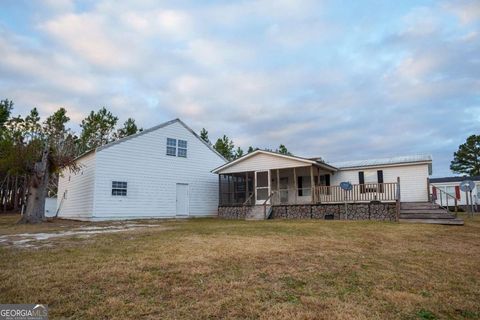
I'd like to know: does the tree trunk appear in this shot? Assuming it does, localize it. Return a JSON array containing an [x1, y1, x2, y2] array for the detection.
[[3, 174, 9, 213], [18, 146, 50, 224], [13, 175, 19, 211]]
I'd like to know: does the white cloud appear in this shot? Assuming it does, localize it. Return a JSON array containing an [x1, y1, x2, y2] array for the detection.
[[0, 0, 478, 177]]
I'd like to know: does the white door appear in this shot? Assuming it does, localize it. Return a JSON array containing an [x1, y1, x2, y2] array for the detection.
[[255, 171, 270, 205], [176, 183, 189, 216]]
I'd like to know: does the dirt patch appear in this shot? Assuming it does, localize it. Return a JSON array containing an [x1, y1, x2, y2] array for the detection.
[[0, 223, 171, 248]]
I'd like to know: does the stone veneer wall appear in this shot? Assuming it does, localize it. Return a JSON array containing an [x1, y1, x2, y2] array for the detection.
[[271, 203, 397, 221], [218, 206, 252, 219], [219, 203, 397, 221]]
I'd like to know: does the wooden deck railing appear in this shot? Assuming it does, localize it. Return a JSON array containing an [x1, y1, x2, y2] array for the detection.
[[315, 182, 399, 203], [220, 182, 400, 206]]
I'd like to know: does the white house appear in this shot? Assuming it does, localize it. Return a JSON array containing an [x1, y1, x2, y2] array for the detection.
[[57, 119, 226, 220], [429, 176, 480, 209], [213, 151, 432, 206], [330, 155, 432, 203]]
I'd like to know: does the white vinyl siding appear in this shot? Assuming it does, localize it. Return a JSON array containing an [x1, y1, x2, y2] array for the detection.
[[218, 152, 312, 174], [91, 121, 225, 220], [332, 163, 430, 202], [57, 152, 96, 219]]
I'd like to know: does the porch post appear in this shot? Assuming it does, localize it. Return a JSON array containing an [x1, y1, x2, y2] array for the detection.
[[268, 170, 271, 202], [229, 175, 233, 205], [219, 174, 222, 206], [293, 167, 297, 204], [254, 171, 257, 205], [396, 176, 401, 221], [310, 165, 315, 204], [245, 172, 249, 204], [276, 169, 280, 204], [317, 167, 320, 186]]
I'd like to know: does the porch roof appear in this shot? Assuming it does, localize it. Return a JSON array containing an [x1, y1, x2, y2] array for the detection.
[[329, 154, 432, 170], [212, 150, 338, 174]]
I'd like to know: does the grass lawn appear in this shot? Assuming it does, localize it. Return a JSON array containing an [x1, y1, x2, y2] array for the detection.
[[1, 214, 479, 319]]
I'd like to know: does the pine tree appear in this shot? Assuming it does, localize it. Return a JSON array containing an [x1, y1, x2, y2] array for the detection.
[[234, 146, 244, 159], [115, 118, 141, 139], [277, 144, 292, 155], [78, 107, 118, 153], [200, 128, 210, 144], [450, 135, 480, 176], [214, 135, 235, 160]]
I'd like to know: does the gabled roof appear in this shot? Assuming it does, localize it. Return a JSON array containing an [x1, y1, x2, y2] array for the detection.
[[211, 149, 338, 173], [76, 118, 226, 161], [330, 154, 432, 169], [430, 176, 480, 183]]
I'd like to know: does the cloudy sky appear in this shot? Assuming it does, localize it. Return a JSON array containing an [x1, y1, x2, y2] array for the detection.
[[1, 0, 479, 176]]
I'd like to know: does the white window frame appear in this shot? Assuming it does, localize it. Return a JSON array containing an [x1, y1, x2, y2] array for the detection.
[[178, 139, 187, 158], [166, 138, 177, 156]]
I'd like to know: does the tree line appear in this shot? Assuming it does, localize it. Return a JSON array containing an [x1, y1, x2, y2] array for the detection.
[[1, 97, 477, 223], [199, 128, 292, 161], [0, 99, 141, 222]]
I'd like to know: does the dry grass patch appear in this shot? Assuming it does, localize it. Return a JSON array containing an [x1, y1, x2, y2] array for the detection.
[[0, 215, 479, 319]]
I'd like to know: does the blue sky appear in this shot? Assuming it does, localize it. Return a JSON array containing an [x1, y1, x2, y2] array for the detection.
[[0, 0, 479, 176]]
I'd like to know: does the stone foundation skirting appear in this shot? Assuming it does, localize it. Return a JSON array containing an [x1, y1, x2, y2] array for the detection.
[[218, 206, 251, 219], [271, 203, 397, 221], [219, 203, 397, 221]]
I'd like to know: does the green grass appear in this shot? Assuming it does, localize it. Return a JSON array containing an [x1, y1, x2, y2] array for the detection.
[[0, 214, 479, 319]]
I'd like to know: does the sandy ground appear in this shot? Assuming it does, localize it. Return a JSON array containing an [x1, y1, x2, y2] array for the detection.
[[0, 220, 170, 248]]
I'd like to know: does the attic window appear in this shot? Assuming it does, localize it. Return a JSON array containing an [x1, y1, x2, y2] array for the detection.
[[112, 181, 127, 196], [178, 140, 187, 157], [166, 138, 177, 156]]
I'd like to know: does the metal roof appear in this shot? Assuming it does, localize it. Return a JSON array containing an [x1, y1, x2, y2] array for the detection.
[[430, 176, 480, 183], [329, 154, 432, 169]]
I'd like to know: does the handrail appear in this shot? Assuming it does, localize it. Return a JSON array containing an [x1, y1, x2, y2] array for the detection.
[[263, 191, 277, 219], [243, 193, 254, 206], [431, 185, 458, 216]]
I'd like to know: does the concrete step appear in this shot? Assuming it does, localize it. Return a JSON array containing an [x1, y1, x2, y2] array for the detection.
[[400, 213, 456, 219], [245, 205, 269, 220], [399, 218, 464, 226]]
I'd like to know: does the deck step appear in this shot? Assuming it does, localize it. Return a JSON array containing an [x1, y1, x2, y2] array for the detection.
[[400, 209, 449, 215], [399, 213, 456, 219], [399, 218, 464, 225], [401, 202, 440, 210]]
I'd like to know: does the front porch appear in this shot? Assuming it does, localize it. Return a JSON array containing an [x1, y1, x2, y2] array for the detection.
[[218, 166, 400, 207], [213, 150, 401, 221]]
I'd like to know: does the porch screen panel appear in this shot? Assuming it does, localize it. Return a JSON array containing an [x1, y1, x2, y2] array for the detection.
[[297, 177, 303, 196], [256, 171, 269, 201]]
